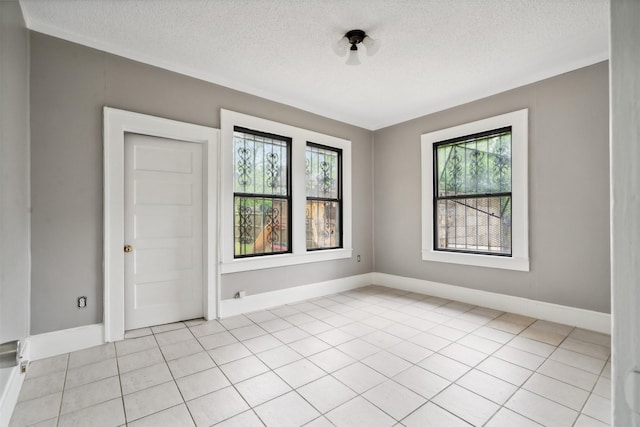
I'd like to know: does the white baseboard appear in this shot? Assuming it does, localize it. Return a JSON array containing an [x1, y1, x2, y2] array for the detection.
[[373, 273, 611, 334], [220, 273, 374, 317], [27, 324, 104, 361], [0, 366, 25, 427], [219, 272, 610, 334], [0, 327, 98, 425], [19, 272, 608, 366]]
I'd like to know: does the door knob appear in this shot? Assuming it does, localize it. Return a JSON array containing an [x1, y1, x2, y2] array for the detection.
[[124, 245, 133, 253]]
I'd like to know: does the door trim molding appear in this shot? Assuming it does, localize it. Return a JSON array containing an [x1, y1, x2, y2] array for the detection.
[[0, 365, 25, 427], [104, 107, 219, 342]]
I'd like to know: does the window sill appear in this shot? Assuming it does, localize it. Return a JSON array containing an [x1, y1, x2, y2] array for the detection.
[[221, 248, 353, 274], [422, 250, 529, 272]]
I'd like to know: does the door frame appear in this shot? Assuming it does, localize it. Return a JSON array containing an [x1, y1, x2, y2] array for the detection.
[[104, 107, 219, 342]]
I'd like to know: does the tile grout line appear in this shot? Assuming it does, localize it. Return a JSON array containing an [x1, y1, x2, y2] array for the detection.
[[570, 352, 613, 427], [113, 341, 130, 426], [154, 321, 208, 427], [215, 299, 371, 424], [482, 326, 583, 426], [17, 286, 612, 427], [184, 299, 599, 426], [298, 294, 508, 423], [217, 295, 468, 424], [188, 316, 270, 426], [360, 299, 516, 426], [197, 321, 269, 427], [220, 312, 338, 426], [409, 318, 531, 426], [522, 328, 611, 421], [55, 353, 71, 427], [316, 291, 471, 424]]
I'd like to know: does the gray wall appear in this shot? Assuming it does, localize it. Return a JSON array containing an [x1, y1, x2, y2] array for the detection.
[[30, 33, 374, 334], [29, 30, 610, 335], [611, 0, 640, 424], [373, 62, 610, 314], [0, 0, 30, 391]]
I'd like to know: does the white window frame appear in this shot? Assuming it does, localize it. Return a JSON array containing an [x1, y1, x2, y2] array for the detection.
[[421, 109, 529, 271], [221, 109, 352, 273]]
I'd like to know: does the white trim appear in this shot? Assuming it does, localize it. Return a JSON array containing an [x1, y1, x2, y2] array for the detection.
[[220, 109, 353, 273], [0, 366, 25, 427], [373, 273, 611, 334], [26, 324, 104, 361], [0, 323, 100, 425], [104, 107, 219, 342], [220, 273, 373, 317], [217, 271, 611, 335], [421, 109, 529, 271]]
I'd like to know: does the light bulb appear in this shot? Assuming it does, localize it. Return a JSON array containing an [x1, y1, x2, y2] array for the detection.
[[346, 46, 360, 65], [362, 36, 380, 56], [332, 36, 349, 57]]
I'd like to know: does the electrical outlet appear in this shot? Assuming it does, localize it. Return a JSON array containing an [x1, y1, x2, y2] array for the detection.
[[77, 296, 87, 308], [357, 255, 361, 262]]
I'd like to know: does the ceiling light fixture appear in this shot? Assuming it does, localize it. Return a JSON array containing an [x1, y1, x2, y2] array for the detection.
[[333, 29, 379, 66]]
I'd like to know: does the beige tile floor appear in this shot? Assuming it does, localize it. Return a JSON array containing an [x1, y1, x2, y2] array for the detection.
[[9, 286, 612, 427]]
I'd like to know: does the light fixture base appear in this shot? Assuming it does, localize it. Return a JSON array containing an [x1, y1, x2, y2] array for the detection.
[[345, 29, 366, 46], [336, 29, 378, 65]]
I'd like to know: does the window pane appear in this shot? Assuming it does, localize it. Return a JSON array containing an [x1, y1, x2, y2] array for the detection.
[[234, 130, 288, 196], [234, 196, 289, 256], [436, 130, 511, 197], [306, 200, 340, 249], [306, 145, 339, 199], [435, 196, 511, 254]]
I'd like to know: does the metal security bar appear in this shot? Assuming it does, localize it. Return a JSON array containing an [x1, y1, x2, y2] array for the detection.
[[434, 127, 512, 256], [233, 127, 291, 257], [305, 142, 342, 250]]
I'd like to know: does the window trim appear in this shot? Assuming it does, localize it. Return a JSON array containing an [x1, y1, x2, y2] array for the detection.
[[421, 109, 529, 271], [221, 109, 352, 273], [306, 142, 343, 251]]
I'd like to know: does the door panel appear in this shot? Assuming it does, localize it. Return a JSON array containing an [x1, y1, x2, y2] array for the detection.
[[133, 144, 194, 173], [135, 215, 193, 238], [124, 133, 203, 330], [135, 181, 193, 205]]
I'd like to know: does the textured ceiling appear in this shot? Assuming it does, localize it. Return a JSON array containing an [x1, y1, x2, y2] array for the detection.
[[19, 0, 609, 130]]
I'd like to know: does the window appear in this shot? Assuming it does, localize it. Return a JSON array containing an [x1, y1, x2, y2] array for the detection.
[[434, 127, 512, 255], [306, 143, 342, 250], [233, 128, 291, 257], [221, 110, 352, 273], [421, 109, 529, 271]]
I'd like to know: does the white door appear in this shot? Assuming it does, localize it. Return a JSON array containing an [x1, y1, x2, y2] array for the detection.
[[124, 133, 204, 330]]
